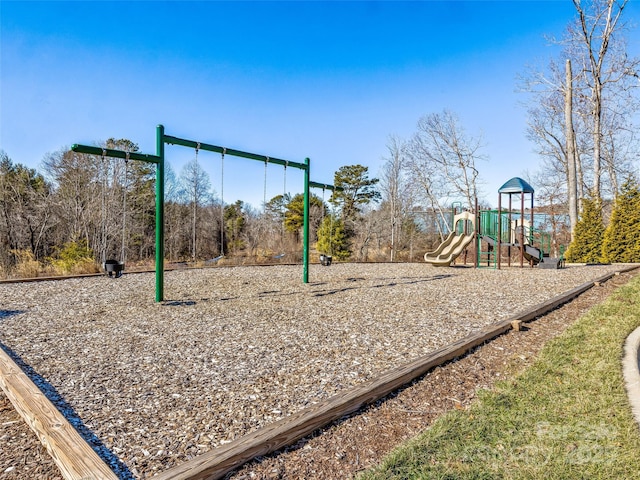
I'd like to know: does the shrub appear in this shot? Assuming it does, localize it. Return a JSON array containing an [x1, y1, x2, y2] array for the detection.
[[602, 176, 640, 263], [48, 239, 99, 275], [564, 196, 605, 263], [10, 249, 42, 278], [316, 215, 351, 260]]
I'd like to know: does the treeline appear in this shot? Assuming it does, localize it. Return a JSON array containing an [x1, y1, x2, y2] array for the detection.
[[0, 139, 445, 278], [0, 108, 579, 280], [6, 101, 628, 279]]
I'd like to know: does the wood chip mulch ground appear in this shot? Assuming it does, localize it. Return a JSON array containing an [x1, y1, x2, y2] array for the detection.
[[0, 263, 635, 479]]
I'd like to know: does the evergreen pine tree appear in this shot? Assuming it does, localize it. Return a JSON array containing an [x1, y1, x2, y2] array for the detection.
[[330, 165, 380, 256], [564, 196, 605, 263], [602, 177, 640, 263]]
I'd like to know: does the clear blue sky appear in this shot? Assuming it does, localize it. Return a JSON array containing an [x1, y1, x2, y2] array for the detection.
[[2, 1, 639, 208]]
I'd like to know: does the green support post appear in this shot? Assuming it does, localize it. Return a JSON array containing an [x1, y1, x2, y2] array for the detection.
[[303, 157, 310, 283], [156, 125, 165, 302]]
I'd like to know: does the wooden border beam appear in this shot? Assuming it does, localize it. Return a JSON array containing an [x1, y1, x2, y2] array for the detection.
[[0, 347, 118, 479], [155, 266, 638, 480]]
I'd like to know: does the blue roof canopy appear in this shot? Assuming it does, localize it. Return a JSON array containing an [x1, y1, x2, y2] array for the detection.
[[498, 177, 534, 194]]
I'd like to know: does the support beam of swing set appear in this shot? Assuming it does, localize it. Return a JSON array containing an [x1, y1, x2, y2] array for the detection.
[[309, 180, 341, 191], [71, 125, 338, 303], [163, 134, 308, 171]]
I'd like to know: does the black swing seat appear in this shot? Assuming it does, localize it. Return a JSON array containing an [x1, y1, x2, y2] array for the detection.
[[104, 259, 125, 278], [319, 254, 332, 266]]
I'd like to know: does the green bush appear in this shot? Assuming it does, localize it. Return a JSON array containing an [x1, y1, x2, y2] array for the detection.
[[564, 196, 605, 263], [316, 215, 350, 260], [602, 177, 640, 263], [48, 239, 99, 275]]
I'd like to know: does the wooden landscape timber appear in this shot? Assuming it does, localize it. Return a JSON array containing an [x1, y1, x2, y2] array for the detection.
[[154, 266, 638, 480], [0, 346, 118, 480], [0, 262, 297, 285], [0, 272, 105, 283], [0, 266, 636, 480]]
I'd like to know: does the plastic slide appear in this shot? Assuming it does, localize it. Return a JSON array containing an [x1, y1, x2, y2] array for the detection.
[[424, 233, 475, 267], [520, 243, 564, 268], [424, 231, 456, 258], [514, 227, 543, 265], [522, 244, 542, 264]]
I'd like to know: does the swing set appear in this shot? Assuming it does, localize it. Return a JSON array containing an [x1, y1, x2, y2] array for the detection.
[[71, 125, 339, 302]]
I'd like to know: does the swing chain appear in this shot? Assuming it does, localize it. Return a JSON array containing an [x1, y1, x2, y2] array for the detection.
[[220, 148, 226, 256], [121, 151, 130, 264], [263, 157, 269, 210], [283, 160, 288, 198], [100, 149, 107, 265]]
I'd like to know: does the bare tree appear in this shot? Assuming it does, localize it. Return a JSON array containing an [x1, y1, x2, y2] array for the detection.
[[163, 161, 191, 261], [404, 110, 482, 236], [379, 135, 413, 261], [179, 157, 213, 260], [522, 0, 639, 238], [523, 57, 592, 219], [569, 0, 638, 200], [42, 148, 99, 247], [240, 205, 263, 259], [0, 152, 53, 269]]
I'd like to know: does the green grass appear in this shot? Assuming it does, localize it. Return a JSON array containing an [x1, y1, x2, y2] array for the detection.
[[359, 275, 640, 480]]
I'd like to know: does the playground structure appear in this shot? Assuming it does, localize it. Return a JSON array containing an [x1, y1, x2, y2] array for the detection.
[[424, 177, 565, 269], [71, 125, 340, 301]]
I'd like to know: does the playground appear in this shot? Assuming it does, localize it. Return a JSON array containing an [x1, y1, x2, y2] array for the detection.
[[424, 177, 566, 269], [0, 262, 628, 479]]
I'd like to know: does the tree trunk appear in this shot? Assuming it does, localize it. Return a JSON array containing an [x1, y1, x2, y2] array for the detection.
[[192, 200, 197, 261], [592, 84, 602, 200], [565, 59, 579, 241], [390, 216, 395, 262]]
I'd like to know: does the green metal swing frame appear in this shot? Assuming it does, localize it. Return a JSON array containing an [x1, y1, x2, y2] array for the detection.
[[72, 125, 337, 302]]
